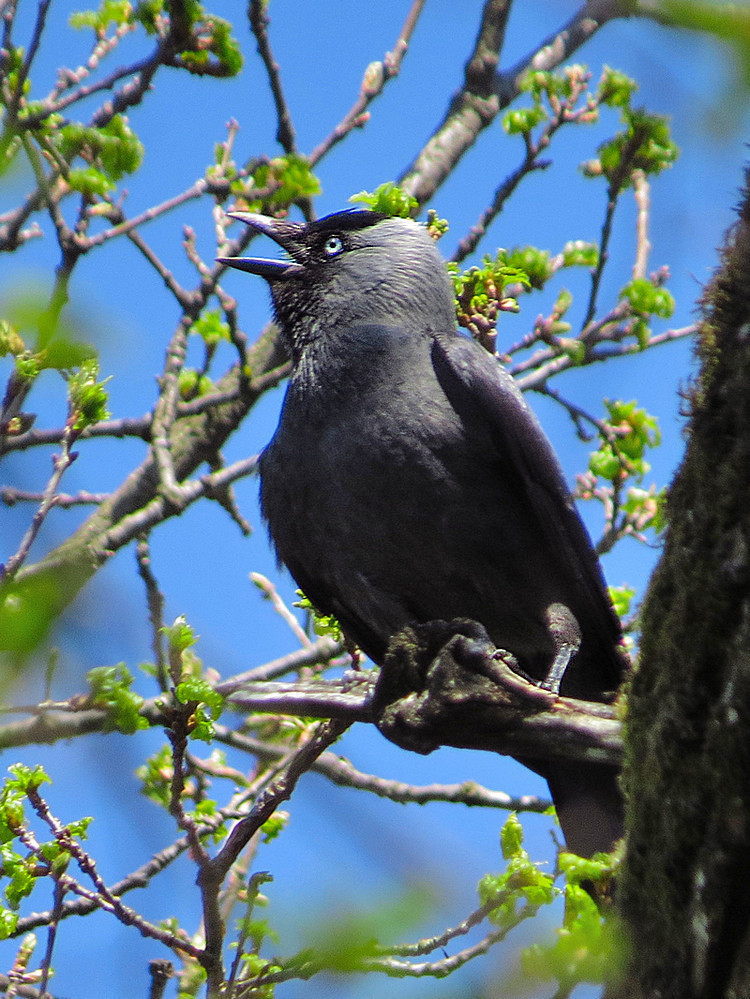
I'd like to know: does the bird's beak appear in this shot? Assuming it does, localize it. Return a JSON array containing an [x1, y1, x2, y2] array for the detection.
[[217, 212, 306, 280]]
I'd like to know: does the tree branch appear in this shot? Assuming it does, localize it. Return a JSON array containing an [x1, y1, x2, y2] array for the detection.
[[399, 0, 632, 206], [1, 320, 287, 652], [308, 0, 427, 167], [248, 0, 297, 154]]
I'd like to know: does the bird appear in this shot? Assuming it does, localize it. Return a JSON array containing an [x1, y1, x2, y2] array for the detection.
[[219, 209, 627, 858]]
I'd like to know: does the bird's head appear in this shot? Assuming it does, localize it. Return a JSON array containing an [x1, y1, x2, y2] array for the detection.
[[218, 210, 456, 357]]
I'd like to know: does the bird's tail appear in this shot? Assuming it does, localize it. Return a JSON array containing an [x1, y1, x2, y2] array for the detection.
[[540, 760, 624, 858]]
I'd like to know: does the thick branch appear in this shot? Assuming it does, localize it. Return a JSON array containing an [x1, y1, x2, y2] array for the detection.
[[398, 0, 511, 205], [399, 0, 633, 206], [0, 325, 287, 651], [0, 618, 622, 770], [226, 676, 622, 767]]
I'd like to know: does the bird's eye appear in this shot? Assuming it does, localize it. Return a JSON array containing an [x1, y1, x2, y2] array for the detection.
[[323, 235, 344, 257]]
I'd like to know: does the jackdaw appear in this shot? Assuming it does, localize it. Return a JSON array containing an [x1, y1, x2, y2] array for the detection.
[[219, 209, 627, 857]]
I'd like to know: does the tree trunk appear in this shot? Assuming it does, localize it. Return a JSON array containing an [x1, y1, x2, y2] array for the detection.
[[617, 165, 750, 998]]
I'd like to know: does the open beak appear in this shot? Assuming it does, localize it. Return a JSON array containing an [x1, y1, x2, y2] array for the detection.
[[217, 212, 306, 280]]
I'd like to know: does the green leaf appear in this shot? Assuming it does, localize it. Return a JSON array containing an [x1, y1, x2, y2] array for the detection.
[[175, 677, 224, 716], [609, 585, 636, 619], [97, 115, 144, 179], [175, 677, 224, 742], [294, 592, 343, 642], [588, 400, 661, 485], [244, 154, 321, 210], [593, 108, 679, 190], [0, 321, 26, 357], [0, 909, 19, 940], [523, 849, 624, 990], [478, 815, 557, 931], [500, 813, 524, 860], [177, 12, 243, 77], [56, 115, 144, 186], [502, 105, 547, 135], [1, 845, 36, 908], [620, 278, 675, 318], [13, 354, 40, 382], [70, 0, 134, 32], [133, 0, 163, 33], [589, 448, 623, 481], [597, 66, 637, 108], [67, 358, 111, 429], [178, 368, 214, 400], [136, 746, 173, 808], [349, 182, 418, 218], [6, 764, 50, 794], [499, 246, 551, 290], [86, 664, 147, 733], [261, 810, 290, 843], [562, 240, 599, 269], [553, 289, 573, 316], [631, 316, 651, 350], [190, 310, 230, 347], [163, 615, 198, 656], [66, 166, 113, 196]]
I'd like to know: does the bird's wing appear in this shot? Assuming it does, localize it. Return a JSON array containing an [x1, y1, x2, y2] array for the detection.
[[279, 548, 391, 663], [431, 332, 625, 698]]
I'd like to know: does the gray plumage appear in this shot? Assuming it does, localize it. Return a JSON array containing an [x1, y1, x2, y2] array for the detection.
[[220, 210, 626, 857]]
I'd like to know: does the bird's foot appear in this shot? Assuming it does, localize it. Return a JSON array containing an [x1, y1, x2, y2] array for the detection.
[[372, 618, 558, 754], [489, 648, 558, 706]]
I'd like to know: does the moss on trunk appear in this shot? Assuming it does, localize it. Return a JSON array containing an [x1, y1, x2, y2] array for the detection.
[[618, 167, 750, 998]]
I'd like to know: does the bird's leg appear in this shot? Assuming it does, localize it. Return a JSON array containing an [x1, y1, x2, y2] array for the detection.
[[540, 603, 582, 695], [539, 643, 575, 694]]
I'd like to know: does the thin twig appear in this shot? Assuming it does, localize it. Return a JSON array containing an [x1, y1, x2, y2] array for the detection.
[[364, 921, 529, 978], [451, 147, 549, 263], [308, 0, 427, 166], [0, 415, 152, 454], [286, 744, 552, 813], [150, 315, 195, 506], [101, 454, 260, 552], [13, 832, 192, 934], [38, 875, 64, 999], [498, 0, 632, 99], [249, 572, 311, 647], [453, 68, 599, 262], [4, 0, 50, 125], [400, 0, 630, 205], [197, 717, 351, 992], [251, 897, 537, 987], [23, 785, 205, 960], [632, 168, 651, 280], [1, 423, 79, 582], [535, 384, 607, 442], [207, 719, 352, 889], [136, 537, 168, 690], [22, 38, 158, 128], [1, 487, 107, 507], [581, 122, 652, 331], [217, 638, 344, 693], [248, 0, 296, 153], [127, 228, 194, 309]]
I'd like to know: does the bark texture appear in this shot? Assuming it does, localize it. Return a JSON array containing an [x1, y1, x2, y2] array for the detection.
[[617, 167, 750, 998]]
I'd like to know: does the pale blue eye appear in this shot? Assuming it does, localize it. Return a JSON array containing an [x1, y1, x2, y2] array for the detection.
[[324, 235, 344, 257]]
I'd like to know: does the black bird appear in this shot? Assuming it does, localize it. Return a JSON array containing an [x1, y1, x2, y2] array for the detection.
[[219, 209, 626, 857]]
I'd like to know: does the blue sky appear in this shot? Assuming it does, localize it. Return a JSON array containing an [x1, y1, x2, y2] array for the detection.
[[2, 2, 749, 997]]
